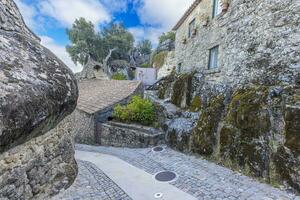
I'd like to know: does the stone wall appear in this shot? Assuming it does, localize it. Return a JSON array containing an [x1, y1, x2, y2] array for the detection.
[[0, 117, 77, 200], [0, 0, 78, 199], [71, 110, 96, 145], [100, 122, 165, 148], [153, 72, 300, 193], [175, 0, 300, 86]]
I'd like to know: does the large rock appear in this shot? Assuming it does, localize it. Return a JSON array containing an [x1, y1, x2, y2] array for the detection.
[[0, 0, 78, 199], [151, 71, 300, 193], [0, 0, 78, 153]]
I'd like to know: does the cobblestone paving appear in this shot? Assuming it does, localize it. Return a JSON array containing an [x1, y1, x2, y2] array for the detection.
[[53, 160, 132, 200], [75, 144, 299, 200]]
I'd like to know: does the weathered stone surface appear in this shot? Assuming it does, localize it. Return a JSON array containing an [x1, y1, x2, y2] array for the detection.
[[285, 104, 300, 154], [0, 1, 78, 199], [0, 0, 78, 153], [0, 117, 77, 200], [157, 51, 176, 79], [192, 94, 225, 156], [150, 71, 300, 192], [220, 87, 271, 178], [171, 73, 194, 108], [274, 146, 300, 193], [175, 0, 300, 87], [100, 121, 165, 148]]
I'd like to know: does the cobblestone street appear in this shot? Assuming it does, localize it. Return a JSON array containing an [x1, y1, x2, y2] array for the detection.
[[55, 145, 300, 200]]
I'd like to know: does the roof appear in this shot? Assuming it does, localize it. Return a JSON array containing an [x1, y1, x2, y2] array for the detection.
[[172, 0, 201, 31], [77, 80, 141, 114]]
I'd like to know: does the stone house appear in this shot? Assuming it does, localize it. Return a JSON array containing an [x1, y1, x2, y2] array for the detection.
[[172, 0, 299, 86], [151, 0, 300, 192], [69, 80, 142, 144]]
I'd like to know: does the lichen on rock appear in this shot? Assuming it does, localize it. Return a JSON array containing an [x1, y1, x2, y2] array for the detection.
[[220, 86, 271, 177], [171, 72, 194, 108], [192, 94, 225, 156]]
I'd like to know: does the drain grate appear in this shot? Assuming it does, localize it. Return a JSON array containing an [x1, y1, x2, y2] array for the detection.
[[152, 146, 164, 152], [154, 193, 163, 199], [155, 171, 177, 182]]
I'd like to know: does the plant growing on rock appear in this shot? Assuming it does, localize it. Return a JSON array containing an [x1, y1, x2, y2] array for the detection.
[[113, 96, 155, 126], [112, 72, 127, 80]]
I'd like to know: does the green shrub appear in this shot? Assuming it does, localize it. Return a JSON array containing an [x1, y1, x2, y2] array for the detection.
[[113, 96, 155, 125], [140, 62, 151, 68], [112, 72, 127, 80]]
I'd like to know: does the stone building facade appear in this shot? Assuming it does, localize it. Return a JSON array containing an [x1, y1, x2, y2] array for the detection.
[[173, 0, 300, 86], [151, 0, 300, 193]]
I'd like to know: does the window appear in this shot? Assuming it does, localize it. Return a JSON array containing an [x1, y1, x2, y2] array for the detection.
[[208, 46, 219, 69], [188, 19, 196, 38], [212, 0, 222, 18], [177, 63, 182, 73]]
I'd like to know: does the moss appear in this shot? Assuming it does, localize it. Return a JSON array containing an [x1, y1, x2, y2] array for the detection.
[[284, 103, 300, 154], [189, 96, 202, 112], [191, 95, 225, 156], [152, 51, 168, 68], [220, 86, 272, 178], [140, 62, 151, 68], [171, 73, 194, 108], [166, 131, 190, 153], [273, 146, 300, 193], [157, 73, 176, 99], [226, 86, 270, 138]]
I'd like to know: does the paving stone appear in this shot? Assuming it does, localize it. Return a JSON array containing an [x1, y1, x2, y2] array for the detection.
[[53, 160, 132, 200], [73, 144, 298, 200]]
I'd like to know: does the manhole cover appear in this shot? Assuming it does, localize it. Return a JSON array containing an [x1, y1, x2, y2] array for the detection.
[[154, 193, 163, 199], [152, 146, 164, 152], [155, 171, 177, 182]]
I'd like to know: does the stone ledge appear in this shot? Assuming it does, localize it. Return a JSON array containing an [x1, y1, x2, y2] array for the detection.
[[100, 122, 165, 148]]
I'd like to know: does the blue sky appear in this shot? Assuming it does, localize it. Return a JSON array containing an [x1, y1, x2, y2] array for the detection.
[[15, 0, 194, 72]]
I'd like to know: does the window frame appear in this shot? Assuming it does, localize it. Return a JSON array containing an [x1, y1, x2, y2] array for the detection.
[[188, 18, 196, 38], [212, 0, 222, 18], [208, 46, 219, 70]]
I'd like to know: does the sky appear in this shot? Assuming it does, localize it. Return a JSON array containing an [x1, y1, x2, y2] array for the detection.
[[15, 0, 194, 72]]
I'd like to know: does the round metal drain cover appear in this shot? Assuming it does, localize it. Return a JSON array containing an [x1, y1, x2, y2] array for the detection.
[[152, 146, 164, 152], [155, 171, 177, 182], [154, 193, 163, 199]]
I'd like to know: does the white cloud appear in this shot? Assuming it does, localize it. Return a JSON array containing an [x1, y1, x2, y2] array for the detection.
[[39, 0, 111, 27], [14, 0, 38, 30], [101, 0, 129, 13], [129, 26, 163, 47], [40, 36, 83, 73], [137, 0, 194, 30]]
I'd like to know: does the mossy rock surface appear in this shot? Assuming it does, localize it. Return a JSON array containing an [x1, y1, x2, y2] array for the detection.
[[284, 105, 300, 154], [157, 73, 176, 99], [191, 95, 225, 156], [273, 146, 300, 192], [152, 51, 168, 68], [220, 86, 271, 177], [189, 96, 203, 112], [171, 73, 194, 108], [166, 130, 190, 153]]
